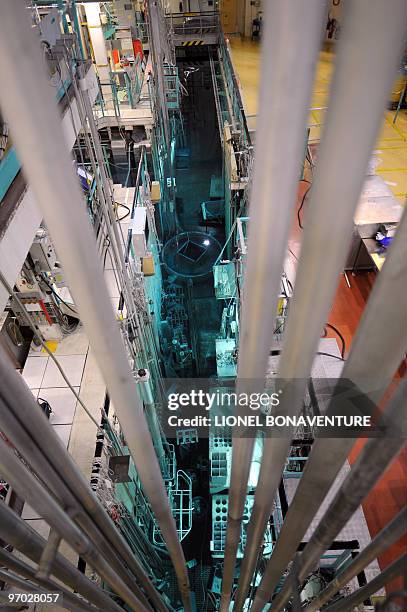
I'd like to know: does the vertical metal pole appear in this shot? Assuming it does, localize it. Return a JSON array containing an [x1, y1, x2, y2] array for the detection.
[[58, 0, 69, 34], [0, 4, 191, 610], [393, 79, 407, 124], [70, 0, 85, 60], [219, 2, 326, 609]]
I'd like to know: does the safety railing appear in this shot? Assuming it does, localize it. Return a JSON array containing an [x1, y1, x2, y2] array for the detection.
[[218, 33, 252, 148], [153, 469, 193, 545], [94, 59, 147, 120], [166, 11, 220, 39]]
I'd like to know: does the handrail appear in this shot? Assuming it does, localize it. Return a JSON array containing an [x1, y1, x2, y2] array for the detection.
[[218, 31, 251, 147]]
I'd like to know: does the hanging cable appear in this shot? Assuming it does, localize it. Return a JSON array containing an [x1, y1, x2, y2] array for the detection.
[[288, 246, 299, 262], [297, 180, 311, 229], [316, 351, 345, 362], [103, 235, 111, 270], [115, 202, 131, 221], [40, 273, 78, 315], [325, 322, 346, 358]]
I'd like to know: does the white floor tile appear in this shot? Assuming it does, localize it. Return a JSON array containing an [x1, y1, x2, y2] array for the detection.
[[41, 355, 86, 388], [283, 461, 381, 588], [53, 424, 72, 448], [22, 503, 41, 520], [36, 387, 79, 425], [54, 327, 89, 356], [24, 519, 50, 540], [27, 345, 46, 357], [22, 356, 48, 389]]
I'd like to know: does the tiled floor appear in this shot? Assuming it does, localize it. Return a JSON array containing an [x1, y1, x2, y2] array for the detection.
[[21, 355, 48, 388], [36, 387, 80, 425], [41, 354, 87, 388], [22, 334, 89, 453]]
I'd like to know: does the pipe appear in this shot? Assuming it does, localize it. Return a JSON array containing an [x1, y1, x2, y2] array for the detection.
[[236, 0, 407, 607], [0, 3, 191, 609], [323, 552, 407, 612], [305, 506, 407, 612], [0, 435, 150, 612], [0, 501, 124, 612], [0, 350, 166, 612], [219, 2, 326, 608], [146, 404, 167, 467], [250, 181, 407, 604], [251, 376, 407, 611], [0, 365, 155, 611], [0, 548, 99, 612], [138, 371, 167, 469]]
